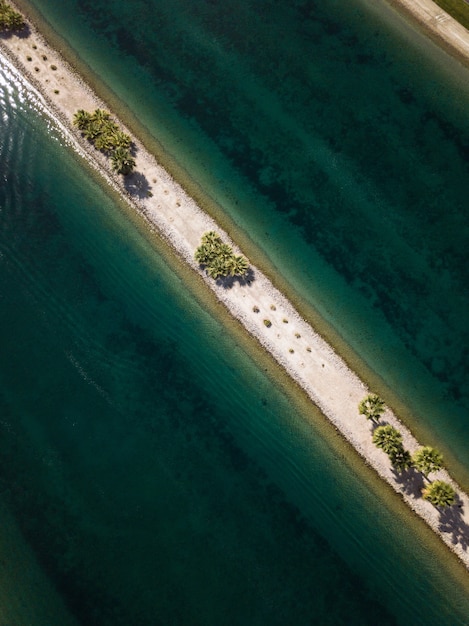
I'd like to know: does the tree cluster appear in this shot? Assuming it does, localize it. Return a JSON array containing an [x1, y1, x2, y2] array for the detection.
[[359, 394, 456, 508], [0, 1, 25, 32], [73, 109, 135, 175], [195, 231, 249, 279]]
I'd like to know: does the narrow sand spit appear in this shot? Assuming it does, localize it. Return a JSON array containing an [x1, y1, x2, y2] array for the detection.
[[1, 2, 469, 569]]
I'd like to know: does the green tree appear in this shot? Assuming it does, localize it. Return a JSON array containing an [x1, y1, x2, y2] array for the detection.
[[358, 394, 385, 421], [194, 243, 212, 266], [91, 108, 111, 124], [195, 232, 249, 279], [372, 425, 402, 455], [412, 446, 444, 479], [73, 109, 92, 130], [111, 147, 135, 175], [201, 231, 222, 246], [82, 121, 103, 142], [422, 481, 456, 508], [232, 255, 249, 276], [111, 130, 132, 150], [389, 446, 413, 472], [206, 259, 224, 279], [0, 1, 25, 31]]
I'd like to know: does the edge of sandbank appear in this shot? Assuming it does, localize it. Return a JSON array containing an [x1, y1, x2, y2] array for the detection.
[[384, 0, 469, 67]]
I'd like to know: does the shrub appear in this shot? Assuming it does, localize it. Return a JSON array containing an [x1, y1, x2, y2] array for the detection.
[[263, 319, 272, 328]]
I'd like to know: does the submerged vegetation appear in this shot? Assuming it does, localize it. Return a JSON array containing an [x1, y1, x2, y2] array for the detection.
[[195, 231, 249, 279], [73, 109, 135, 175], [359, 395, 457, 508], [0, 1, 25, 31]]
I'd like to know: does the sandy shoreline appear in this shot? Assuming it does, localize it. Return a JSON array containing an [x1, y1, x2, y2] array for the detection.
[[385, 0, 469, 66], [2, 0, 469, 574]]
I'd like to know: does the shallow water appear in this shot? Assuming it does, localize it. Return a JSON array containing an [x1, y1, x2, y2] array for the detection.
[[2, 53, 469, 624]]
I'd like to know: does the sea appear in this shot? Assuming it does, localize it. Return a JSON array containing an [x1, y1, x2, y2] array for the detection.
[[1, 0, 469, 624]]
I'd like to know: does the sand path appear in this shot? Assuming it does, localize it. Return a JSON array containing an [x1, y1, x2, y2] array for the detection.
[[1, 0, 469, 570]]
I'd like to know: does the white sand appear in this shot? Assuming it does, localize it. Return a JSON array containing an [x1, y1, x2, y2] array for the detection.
[[2, 1, 469, 571]]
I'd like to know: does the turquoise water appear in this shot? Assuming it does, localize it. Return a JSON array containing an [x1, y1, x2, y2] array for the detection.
[[20, 0, 469, 485], [2, 0, 469, 623], [2, 54, 469, 624]]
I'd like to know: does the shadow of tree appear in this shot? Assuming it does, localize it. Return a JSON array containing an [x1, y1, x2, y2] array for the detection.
[[217, 267, 256, 288], [439, 501, 469, 550], [370, 420, 390, 431], [124, 171, 152, 199], [392, 466, 425, 498], [0, 24, 31, 40]]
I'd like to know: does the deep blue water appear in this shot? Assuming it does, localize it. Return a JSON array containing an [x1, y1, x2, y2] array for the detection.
[[1, 0, 469, 623]]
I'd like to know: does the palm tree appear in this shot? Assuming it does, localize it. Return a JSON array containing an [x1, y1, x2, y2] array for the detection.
[[83, 120, 103, 141], [389, 446, 413, 472], [372, 425, 402, 455], [201, 231, 222, 246], [206, 257, 225, 279], [94, 132, 115, 153], [0, 2, 25, 31], [412, 446, 443, 479], [358, 394, 385, 422], [422, 480, 456, 508], [73, 109, 91, 130], [195, 232, 250, 280], [112, 131, 132, 150], [232, 255, 249, 276], [91, 109, 111, 123], [195, 243, 211, 265], [111, 148, 135, 175]]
